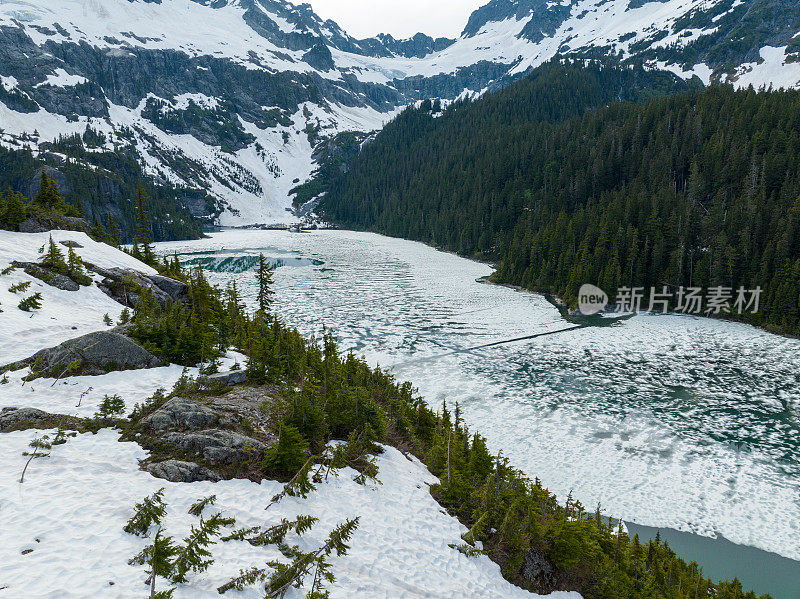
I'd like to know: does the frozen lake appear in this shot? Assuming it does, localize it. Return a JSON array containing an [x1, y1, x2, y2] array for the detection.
[[157, 229, 800, 593]]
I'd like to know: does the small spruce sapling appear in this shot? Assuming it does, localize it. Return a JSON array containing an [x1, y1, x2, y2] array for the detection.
[[265, 455, 317, 511], [39, 236, 68, 274], [126, 491, 235, 597], [18, 292, 43, 312], [94, 394, 125, 424], [9, 281, 31, 294], [103, 313, 113, 326], [19, 434, 52, 483], [218, 517, 359, 598], [124, 488, 167, 536], [129, 528, 179, 599], [187, 495, 216, 517]]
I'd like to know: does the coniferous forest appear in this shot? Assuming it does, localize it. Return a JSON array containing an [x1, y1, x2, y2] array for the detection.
[[319, 60, 800, 334]]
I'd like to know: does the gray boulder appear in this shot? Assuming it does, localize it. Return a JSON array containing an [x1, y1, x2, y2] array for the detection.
[[208, 370, 247, 386], [147, 274, 189, 302], [17, 217, 91, 235], [146, 459, 221, 483], [141, 397, 226, 431], [17, 331, 162, 377], [0, 407, 82, 432], [162, 429, 267, 464], [14, 262, 80, 291], [520, 548, 555, 591], [90, 266, 187, 307]]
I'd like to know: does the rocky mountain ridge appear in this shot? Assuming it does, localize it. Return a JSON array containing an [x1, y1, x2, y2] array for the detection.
[[0, 0, 798, 228]]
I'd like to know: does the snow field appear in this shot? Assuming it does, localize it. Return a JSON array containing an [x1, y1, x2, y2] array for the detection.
[[0, 231, 156, 364], [0, 427, 578, 599]]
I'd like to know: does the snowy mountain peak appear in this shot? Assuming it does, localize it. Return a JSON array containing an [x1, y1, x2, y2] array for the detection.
[[1, 0, 799, 228]]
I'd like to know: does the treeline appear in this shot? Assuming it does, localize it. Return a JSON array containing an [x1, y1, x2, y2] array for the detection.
[[120, 250, 768, 598], [0, 138, 204, 242], [320, 62, 800, 334]]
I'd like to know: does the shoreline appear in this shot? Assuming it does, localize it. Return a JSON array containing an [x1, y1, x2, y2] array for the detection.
[[627, 522, 800, 599]]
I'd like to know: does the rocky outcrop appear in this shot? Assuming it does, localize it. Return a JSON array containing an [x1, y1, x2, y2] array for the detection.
[[141, 397, 229, 431], [13, 261, 80, 291], [146, 459, 222, 483], [13, 331, 162, 377], [161, 429, 267, 465], [520, 548, 556, 591], [90, 265, 188, 307], [0, 407, 83, 432], [131, 386, 276, 482], [208, 370, 247, 387], [17, 216, 92, 235]]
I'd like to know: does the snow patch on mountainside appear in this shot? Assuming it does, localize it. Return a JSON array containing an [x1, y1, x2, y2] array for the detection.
[[0, 426, 579, 598], [0, 229, 580, 597], [0, 231, 155, 363]]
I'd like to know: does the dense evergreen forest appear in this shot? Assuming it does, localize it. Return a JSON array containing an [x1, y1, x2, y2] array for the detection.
[[110, 246, 768, 598], [0, 135, 205, 242], [319, 60, 800, 334]]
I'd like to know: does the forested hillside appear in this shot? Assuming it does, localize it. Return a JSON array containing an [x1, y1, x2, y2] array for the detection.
[[320, 63, 800, 334], [0, 140, 205, 242]]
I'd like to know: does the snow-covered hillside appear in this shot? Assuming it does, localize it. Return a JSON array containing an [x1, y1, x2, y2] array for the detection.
[[1, 0, 798, 226], [0, 230, 583, 598]]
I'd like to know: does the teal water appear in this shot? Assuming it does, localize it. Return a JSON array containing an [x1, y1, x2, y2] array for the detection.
[[627, 523, 800, 599]]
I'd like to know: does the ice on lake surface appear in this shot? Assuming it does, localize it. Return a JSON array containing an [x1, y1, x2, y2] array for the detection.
[[157, 229, 800, 563]]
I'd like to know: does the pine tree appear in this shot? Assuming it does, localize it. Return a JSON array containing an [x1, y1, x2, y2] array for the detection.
[[262, 425, 310, 477], [39, 236, 68, 274], [107, 215, 122, 247], [66, 241, 90, 284], [33, 169, 59, 210], [134, 182, 156, 264], [18, 292, 43, 312], [255, 253, 275, 314], [2, 189, 26, 230], [124, 489, 167, 536], [130, 528, 179, 599]]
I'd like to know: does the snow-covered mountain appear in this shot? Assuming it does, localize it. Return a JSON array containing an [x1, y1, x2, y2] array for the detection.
[[1, 0, 799, 226]]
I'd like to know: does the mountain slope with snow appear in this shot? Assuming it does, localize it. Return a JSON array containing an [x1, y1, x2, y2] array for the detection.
[[0, 0, 798, 226], [0, 228, 583, 599]]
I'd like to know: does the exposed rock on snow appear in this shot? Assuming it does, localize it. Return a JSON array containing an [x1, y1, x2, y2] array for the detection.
[[142, 397, 228, 432], [0, 407, 82, 433], [91, 266, 188, 307], [145, 458, 222, 483], [133, 389, 275, 479], [14, 331, 162, 377], [161, 428, 268, 465], [13, 261, 80, 292], [207, 369, 247, 386]]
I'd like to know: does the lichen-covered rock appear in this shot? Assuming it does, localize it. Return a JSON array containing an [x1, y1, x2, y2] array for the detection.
[[145, 459, 221, 483], [207, 370, 247, 386], [161, 429, 267, 464], [141, 397, 227, 431], [90, 265, 187, 307], [14, 331, 162, 377], [14, 262, 80, 291], [0, 407, 83, 432]]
